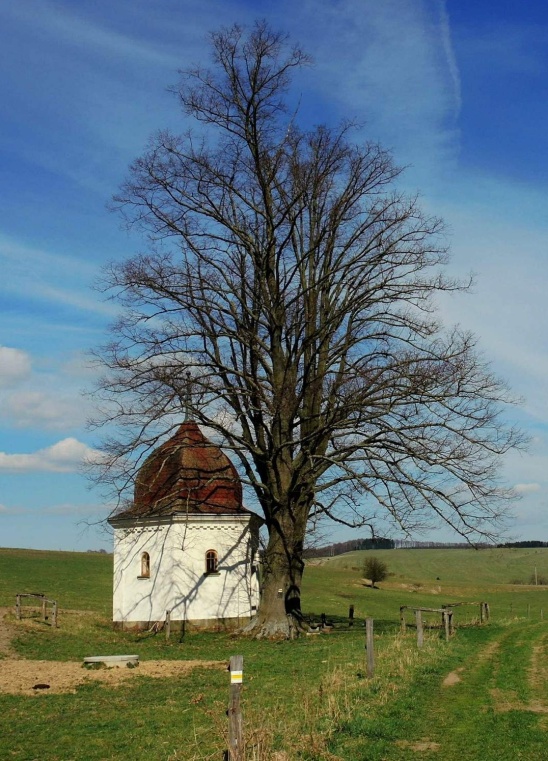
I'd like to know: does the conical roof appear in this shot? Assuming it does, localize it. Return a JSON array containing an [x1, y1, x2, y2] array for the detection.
[[113, 422, 246, 520]]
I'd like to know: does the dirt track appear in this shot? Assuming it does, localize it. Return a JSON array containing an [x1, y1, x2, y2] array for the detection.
[[0, 607, 224, 695]]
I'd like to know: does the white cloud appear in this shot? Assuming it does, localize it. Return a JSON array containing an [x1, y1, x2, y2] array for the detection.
[[0, 438, 103, 473], [0, 346, 32, 387], [514, 483, 542, 494], [0, 345, 101, 432]]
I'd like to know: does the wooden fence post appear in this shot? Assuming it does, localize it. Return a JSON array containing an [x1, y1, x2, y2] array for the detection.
[[365, 618, 375, 678], [15, 595, 21, 620], [165, 610, 171, 642], [52, 600, 58, 628], [416, 610, 424, 648], [348, 605, 354, 628], [443, 610, 451, 642], [42, 597, 47, 622], [485, 603, 490, 622], [400, 606, 406, 633], [227, 655, 243, 761]]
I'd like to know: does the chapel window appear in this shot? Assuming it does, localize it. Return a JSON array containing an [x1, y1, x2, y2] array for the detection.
[[205, 549, 218, 574], [140, 552, 150, 578]]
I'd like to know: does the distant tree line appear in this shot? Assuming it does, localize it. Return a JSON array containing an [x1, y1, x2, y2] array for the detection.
[[305, 537, 548, 558], [392, 540, 492, 549], [304, 537, 395, 558], [497, 541, 548, 549]]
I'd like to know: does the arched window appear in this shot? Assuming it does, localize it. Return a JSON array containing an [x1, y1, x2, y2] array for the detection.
[[140, 552, 150, 578], [205, 549, 218, 575]]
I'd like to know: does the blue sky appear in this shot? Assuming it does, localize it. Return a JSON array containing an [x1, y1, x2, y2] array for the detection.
[[1, 0, 547, 551]]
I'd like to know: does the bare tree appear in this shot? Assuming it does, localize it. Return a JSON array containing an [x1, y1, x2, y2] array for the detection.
[[91, 22, 524, 637]]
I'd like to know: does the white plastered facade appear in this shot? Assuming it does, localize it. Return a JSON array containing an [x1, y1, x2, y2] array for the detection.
[[111, 512, 261, 628]]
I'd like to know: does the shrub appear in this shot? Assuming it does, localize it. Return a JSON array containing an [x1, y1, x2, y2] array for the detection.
[[363, 557, 389, 588]]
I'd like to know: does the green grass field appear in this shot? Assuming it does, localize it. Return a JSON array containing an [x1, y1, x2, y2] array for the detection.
[[0, 547, 546, 760]]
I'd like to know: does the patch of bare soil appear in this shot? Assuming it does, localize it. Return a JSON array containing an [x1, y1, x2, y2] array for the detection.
[[396, 739, 440, 752], [0, 658, 225, 695], [490, 687, 548, 715], [0, 607, 225, 696], [442, 667, 464, 687], [477, 639, 500, 660]]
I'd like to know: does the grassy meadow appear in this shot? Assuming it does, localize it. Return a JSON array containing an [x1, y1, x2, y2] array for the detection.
[[0, 546, 547, 760]]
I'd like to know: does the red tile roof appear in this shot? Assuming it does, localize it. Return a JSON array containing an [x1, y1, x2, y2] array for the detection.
[[111, 422, 248, 520]]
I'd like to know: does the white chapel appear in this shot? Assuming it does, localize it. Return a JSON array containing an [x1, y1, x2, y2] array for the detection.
[[108, 420, 261, 630]]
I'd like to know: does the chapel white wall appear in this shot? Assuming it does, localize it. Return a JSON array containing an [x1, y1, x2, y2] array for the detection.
[[112, 517, 260, 624]]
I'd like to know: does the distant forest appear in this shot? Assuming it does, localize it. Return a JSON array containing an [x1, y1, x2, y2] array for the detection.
[[304, 538, 548, 558]]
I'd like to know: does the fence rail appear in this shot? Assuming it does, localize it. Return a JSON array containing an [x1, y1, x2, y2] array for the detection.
[[15, 593, 58, 627]]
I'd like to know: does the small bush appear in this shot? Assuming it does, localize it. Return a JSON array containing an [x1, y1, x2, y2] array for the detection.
[[363, 557, 389, 588]]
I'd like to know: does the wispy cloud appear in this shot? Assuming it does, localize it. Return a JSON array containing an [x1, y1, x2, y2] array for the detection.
[[0, 438, 103, 473], [0, 346, 32, 388], [1, 0, 180, 69], [290, 0, 462, 183], [0, 503, 28, 515], [439, 0, 462, 117], [0, 235, 117, 319], [457, 19, 548, 77], [434, 179, 548, 423]]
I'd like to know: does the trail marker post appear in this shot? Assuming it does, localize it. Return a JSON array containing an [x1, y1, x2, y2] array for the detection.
[[227, 655, 243, 760]]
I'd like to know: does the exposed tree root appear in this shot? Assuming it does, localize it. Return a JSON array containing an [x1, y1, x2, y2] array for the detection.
[[241, 612, 310, 640]]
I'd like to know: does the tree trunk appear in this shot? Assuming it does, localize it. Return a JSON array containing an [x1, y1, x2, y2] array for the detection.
[[243, 512, 308, 638]]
